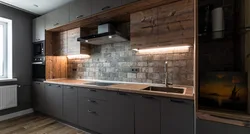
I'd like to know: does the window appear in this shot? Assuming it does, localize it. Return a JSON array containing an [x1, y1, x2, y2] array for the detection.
[[0, 17, 12, 79]]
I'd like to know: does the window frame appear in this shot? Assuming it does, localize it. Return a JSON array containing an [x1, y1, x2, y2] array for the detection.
[[0, 17, 12, 79], [0, 21, 7, 78]]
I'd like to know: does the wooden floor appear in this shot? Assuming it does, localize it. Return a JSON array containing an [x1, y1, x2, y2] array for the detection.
[[0, 114, 90, 134]]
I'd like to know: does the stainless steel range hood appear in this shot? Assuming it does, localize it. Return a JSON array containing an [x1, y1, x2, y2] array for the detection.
[[77, 23, 128, 45]]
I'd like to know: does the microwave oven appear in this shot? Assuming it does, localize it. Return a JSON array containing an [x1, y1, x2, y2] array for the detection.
[[33, 40, 45, 56]]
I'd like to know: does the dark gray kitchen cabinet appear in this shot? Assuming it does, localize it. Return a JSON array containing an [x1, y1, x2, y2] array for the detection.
[[122, 0, 137, 5], [91, 0, 122, 15], [69, 0, 92, 22], [44, 83, 63, 119], [161, 98, 194, 134], [62, 86, 78, 124], [197, 119, 250, 134], [135, 95, 161, 134], [78, 97, 107, 133], [109, 92, 135, 134], [32, 15, 45, 42], [32, 81, 45, 113], [45, 4, 70, 30]]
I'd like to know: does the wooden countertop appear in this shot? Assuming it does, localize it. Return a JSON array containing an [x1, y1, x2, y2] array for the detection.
[[45, 79, 194, 100]]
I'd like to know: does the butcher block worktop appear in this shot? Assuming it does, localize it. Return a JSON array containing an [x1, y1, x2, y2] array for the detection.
[[45, 79, 194, 100]]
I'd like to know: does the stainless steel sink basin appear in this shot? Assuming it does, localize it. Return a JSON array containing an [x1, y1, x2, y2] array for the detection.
[[142, 86, 185, 94]]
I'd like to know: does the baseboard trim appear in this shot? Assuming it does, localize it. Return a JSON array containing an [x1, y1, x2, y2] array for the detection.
[[0, 108, 34, 122]]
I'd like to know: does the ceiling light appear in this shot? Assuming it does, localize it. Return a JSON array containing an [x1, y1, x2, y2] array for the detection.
[[85, 40, 89, 43]]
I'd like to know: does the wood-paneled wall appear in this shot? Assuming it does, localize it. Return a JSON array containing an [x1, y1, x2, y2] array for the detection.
[[46, 56, 68, 79], [130, 0, 194, 49]]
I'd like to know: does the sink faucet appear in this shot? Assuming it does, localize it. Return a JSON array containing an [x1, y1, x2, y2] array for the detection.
[[165, 61, 172, 87]]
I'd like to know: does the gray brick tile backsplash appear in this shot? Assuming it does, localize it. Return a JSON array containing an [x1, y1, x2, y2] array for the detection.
[[67, 41, 194, 85]]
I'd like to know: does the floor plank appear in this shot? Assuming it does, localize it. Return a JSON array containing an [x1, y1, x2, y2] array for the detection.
[[0, 114, 89, 134]]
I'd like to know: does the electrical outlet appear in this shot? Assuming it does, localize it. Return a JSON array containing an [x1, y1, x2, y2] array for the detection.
[[131, 68, 139, 73], [72, 68, 77, 71]]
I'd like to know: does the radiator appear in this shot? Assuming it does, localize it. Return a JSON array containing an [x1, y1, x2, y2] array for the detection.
[[0, 85, 17, 110]]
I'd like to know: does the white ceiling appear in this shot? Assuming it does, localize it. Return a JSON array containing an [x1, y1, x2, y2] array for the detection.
[[0, 0, 74, 15]]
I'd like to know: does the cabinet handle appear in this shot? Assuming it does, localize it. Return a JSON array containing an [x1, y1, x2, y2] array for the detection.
[[48, 84, 52, 86], [102, 6, 111, 11], [54, 23, 59, 26], [56, 85, 61, 88], [170, 99, 185, 104], [88, 110, 96, 114], [17, 85, 21, 88], [35, 82, 41, 85], [141, 95, 155, 99], [88, 99, 96, 103], [88, 89, 96, 92], [67, 86, 73, 89], [76, 15, 84, 19], [117, 92, 128, 96]]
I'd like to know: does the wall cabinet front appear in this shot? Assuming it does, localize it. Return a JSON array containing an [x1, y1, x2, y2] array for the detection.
[[44, 84, 63, 119], [69, 0, 92, 22], [33, 15, 45, 42], [32, 81, 45, 113], [45, 4, 70, 30], [135, 95, 161, 134], [91, 0, 122, 15], [161, 98, 194, 134]]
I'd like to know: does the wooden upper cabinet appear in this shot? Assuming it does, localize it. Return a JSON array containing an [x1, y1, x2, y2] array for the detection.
[[157, 0, 194, 46], [92, 0, 122, 15], [130, 7, 158, 49], [45, 4, 70, 30], [130, 0, 194, 49], [69, 0, 92, 22], [33, 15, 45, 42]]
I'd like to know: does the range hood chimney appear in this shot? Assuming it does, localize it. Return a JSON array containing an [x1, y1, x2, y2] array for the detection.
[[77, 23, 128, 45]]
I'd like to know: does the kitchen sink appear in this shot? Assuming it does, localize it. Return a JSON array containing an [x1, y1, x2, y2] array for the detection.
[[142, 86, 185, 94]]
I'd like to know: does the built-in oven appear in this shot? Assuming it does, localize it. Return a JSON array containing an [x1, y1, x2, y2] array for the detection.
[[33, 40, 45, 56], [32, 56, 45, 81]]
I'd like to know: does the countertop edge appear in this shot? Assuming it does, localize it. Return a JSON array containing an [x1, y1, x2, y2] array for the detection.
[[44, 80, 194, 100]]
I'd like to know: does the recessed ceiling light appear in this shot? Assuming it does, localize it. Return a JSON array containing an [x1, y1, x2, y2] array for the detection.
[[33, 4, 39, 7]]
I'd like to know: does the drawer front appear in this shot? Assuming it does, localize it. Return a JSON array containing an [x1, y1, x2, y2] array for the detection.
[[78, 97, 107, 133], [78, 87, 109, 100], [63, 86, 77, 101]]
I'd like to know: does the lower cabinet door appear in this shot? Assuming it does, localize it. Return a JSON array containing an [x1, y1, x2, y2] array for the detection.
[[63, 86, 77, 124], [109, 92, 135, 134], [32, 82, 45, 113], [45, 84, 63, 119], [63, 100, 77, 124], [135, 95, 161, 134], [161, 98, 194, 134]]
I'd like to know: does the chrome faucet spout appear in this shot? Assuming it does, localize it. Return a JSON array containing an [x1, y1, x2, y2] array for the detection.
[[165, 61, 173, 87], [165, 61, 168, 87]]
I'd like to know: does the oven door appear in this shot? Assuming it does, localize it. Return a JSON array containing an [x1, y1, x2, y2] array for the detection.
[[32, 64, 45, 81]]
